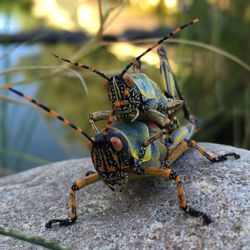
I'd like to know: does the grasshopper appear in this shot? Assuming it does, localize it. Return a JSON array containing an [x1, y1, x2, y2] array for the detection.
[[0, 85, 240, 227], [52, 19, 200, 133]]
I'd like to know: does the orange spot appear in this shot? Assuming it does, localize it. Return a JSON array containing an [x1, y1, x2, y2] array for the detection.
[[77, 127, 83, 133], [175, 176, 181, 184], [98, 165, 104, 172], [123, 88, 130, 97], [107, 115, 113, 123], [151, 42, 158, 49], [64, 119, 70, 125], [116, 100, 128, 107], [108, 166, 116, 172], [2, 85, 10, 90], [24, 95, 32, 101], [175, 27, 181, 33], [131, 58, 137, 64], [69, 200, 76, 207], [50, 110, 57, 117]]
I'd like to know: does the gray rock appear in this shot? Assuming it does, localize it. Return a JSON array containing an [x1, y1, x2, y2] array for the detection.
[[0, 143, 249, 250]]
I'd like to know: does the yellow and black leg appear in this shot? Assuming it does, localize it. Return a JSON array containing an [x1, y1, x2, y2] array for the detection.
[[45, 173, 101, 228], [145, 166, 212, 224], [186, 139, 240, 162]]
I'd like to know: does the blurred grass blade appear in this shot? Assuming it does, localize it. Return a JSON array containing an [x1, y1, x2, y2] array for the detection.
[[0, 227, 73, 250], [0, 147, 49, 166], [0, 94, 30, 107], [54, 68, 88, 95], [120, 38, 250, 72], [168, 38, 250, 72], [0, 33, 48, 61], [0, 65, 88, 94]]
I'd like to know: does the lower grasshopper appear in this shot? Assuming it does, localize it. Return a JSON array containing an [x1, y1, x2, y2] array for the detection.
[[0, 85, 240, 227]]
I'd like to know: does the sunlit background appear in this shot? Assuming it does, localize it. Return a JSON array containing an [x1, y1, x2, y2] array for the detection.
[[0, 0, 249, 176]]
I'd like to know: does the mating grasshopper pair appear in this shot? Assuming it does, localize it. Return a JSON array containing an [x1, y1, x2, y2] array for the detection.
[[0, 19, 239, 228]]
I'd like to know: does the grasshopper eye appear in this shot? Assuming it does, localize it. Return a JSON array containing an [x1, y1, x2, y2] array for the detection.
[[110, 137, 123, 152], [123, 75, 134, 88]]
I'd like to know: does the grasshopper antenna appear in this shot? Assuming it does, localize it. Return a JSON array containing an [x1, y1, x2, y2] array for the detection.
[[119, 19, 199, 77], [1, 85, 94, 143], [51, 53, 111, 81]]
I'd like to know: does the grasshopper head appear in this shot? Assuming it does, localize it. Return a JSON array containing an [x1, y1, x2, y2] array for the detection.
[[88, 129, 131, 185], [104, 75, 141, 121]]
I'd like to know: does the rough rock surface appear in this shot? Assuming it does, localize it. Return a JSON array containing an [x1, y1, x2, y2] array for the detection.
[[0, 143, 249, 250]]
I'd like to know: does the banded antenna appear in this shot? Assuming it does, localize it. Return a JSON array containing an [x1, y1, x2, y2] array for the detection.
[[1, 85, 94, 143], [52, 53, 111, 81], [119, 19, 199, 77]]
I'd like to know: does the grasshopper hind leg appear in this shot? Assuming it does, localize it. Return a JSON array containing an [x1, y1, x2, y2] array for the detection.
[[165, 123, 240, 164], [145, 167, 212, 224]]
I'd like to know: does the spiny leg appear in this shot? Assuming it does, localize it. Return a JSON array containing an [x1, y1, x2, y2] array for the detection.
[[45, 173, 101, 228], [88, 110, 112, 134], [157, 46, 199, 127], [157, 46, 176, 99], [145, 166, 212, 224], [166, 140, 191, 165], [186, 140, 240, 162]]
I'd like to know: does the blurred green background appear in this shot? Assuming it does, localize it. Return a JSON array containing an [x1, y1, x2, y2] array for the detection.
[[0, 0, 249, 176]]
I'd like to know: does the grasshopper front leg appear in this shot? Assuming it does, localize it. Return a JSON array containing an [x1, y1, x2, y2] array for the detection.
[[45, 173, 101, 228], [88, 110, 112, 134], [142, 109, 171, 128]]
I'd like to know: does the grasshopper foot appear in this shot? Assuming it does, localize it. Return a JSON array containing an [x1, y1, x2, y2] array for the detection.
[[212, 152, 240, 162], [182, 206, 212, 225], [45, 218, 76, 228], [85, 170, 96, 176]]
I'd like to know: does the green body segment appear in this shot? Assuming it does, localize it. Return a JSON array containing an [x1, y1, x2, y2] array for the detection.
[[128, 73, 171, 110], [111, 120, 197, 169], [168, 123, 196, 152], [111, 121, 152, 162]]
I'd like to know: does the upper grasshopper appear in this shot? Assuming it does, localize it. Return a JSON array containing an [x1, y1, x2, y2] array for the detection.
[[53, 19, 199, 134]]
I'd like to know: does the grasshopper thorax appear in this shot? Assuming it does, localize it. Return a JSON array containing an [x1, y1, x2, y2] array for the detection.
[[91, 128, 131, 185], [105, 75, 142, 121]]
